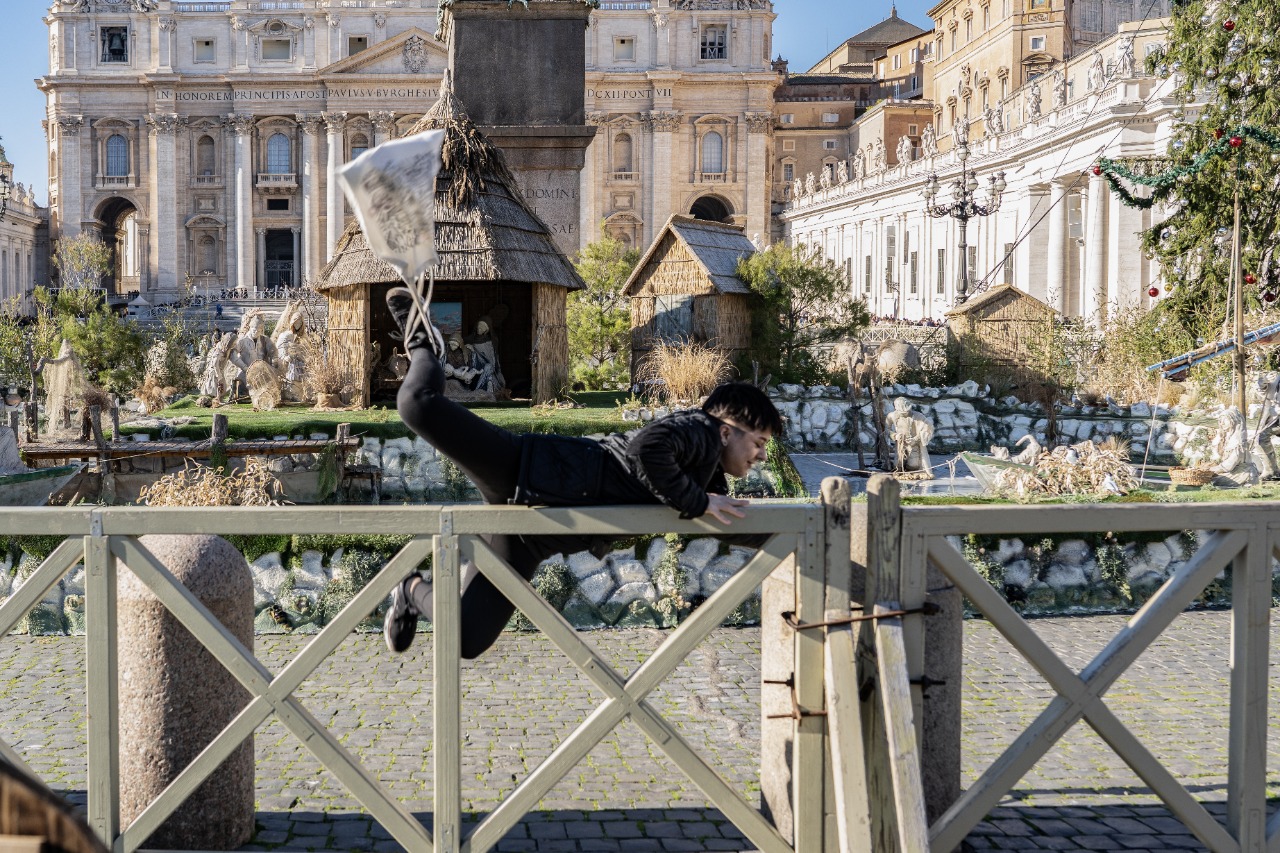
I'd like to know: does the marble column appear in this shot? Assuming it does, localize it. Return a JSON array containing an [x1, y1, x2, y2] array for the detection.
[[744, 112, 772, 245], [1083, 172, 1108, 325], [55, 116, 85, 238], [370, 111, 397, 147], [1046, 181, 1067, 314], [647, 110, 680, 248], [323, 111, 347, 260], [1107, 189, 1144, 313], [291, 227, 301, 286], [146, 113, 183, 296], [297, 114, 323, 284], [228, 113, 256, 292], [256, 228, 266, 293]]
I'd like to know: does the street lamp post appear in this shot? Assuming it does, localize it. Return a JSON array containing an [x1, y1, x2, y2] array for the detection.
[[923, 121, 1006, 303]]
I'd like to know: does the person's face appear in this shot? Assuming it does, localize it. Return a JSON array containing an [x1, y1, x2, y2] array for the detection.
[[719, 420, 772, 478]]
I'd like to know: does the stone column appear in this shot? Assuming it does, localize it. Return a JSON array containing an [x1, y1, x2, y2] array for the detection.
[[651, 10, 670, 68], [228, 113, 256, 292], [1107, 189, 1144, 313], [146, 113, 184, 297], [323, 111, 347, 260], [581, 112, 607, 246], [256, 228, 266, 293], [370, 111, 397, 147], [291, 227, 301, 286], [647, 110, 681, 245], [1046, 181, 1067, 314], [55, 116, 85, 238], [297, 114, 323, 284], [1083, 172, 1108, 325], [744, 111, 773, 244]]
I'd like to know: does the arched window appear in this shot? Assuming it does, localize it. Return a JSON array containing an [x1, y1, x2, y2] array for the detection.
[[613, 133, 633, 172], [197, 135, 216, 176], [266, 133, 292, 174], [350, 133, 369, 160], [105, 134, 129, 177], [701, 130, 724, 174], [198, 235, 217, 273]]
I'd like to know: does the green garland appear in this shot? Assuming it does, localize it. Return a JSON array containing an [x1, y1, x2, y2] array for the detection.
[[1098, 125, 1280, 209]]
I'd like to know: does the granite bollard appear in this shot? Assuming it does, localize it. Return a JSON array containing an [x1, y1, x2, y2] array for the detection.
[[118, 535, 254, 850]]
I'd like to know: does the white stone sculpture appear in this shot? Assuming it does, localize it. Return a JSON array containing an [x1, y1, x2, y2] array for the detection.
[[886, 397, 934, 478], [896, 135, 914, 165], [872, 138, 887, 173], [1026, 81, 1042, 120], [1052, 69, 1067, 108], [1088, 52, 1106, 91], [921, 123, 938, 157], [1210, 407, 1258, 485], [835, 159, 848, 183], [1115, 36, 1136, 79]]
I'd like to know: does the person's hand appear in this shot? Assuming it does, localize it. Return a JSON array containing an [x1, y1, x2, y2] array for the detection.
[[705, 493, 749, 525]]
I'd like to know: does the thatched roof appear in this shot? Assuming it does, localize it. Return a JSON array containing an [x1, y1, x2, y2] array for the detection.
[[622, 214, 756, 297], [944, 284, 1055, 318], [316, 75, 583, 292]]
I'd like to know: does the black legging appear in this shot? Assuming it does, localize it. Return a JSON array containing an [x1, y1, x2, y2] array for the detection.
[[397, 346, 566, 659]]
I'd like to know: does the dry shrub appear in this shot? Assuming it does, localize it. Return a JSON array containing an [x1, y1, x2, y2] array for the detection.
[[131, 376, 177, 414], [246, 360, 281, 410], [139, 459, 282, 506], [300, 334, 356, 400], [638, 340, 732, 404], [992, 437, 1137, 498]]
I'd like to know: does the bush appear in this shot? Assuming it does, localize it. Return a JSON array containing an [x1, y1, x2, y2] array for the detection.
[[637, 339, 733, 403]]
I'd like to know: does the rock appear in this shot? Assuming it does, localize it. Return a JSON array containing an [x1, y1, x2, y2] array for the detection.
[[612, 559, 650, 586], [1130, 402, 1151, 418], [778, 383, 805, 397], [1052, 539, 1090, 566], [251, 554, 289, 602], [1045, 562, 1087, 589], [1003, 560, 1032, 588], [267, 456, 294, 474], [679, 538, 720, 573], [606, 581, 657, 608], [575, 570, 616, 606], [293, 551, 329, 591], [700, 554, 746, 596], [995, 538, 1024, 564], [810, 405, 828, 429], [957, 380, 980, 397], [567, 552, 607, 581]]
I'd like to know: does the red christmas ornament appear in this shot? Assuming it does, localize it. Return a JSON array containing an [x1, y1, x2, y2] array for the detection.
[[1214, 128, 1225, 139], [1246, 272, 1257, 284], [1230, 135, 1244, 148], [1223, 19, 1236, 30], [1265, 291, 1278, 303], [1148, 286, 1160, 298], [1092, 164, 1103, 175]]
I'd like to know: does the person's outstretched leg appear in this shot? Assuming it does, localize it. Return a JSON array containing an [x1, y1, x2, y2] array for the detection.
[[384, 288, 549, 659]]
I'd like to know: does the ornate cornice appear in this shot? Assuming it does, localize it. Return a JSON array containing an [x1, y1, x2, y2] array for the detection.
[[645, 110, 682, 132], [585, 111, 609, 126]]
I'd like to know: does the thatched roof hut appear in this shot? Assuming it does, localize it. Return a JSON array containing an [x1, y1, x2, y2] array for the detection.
[[622, 215, 757, 377], [946, 284, 1058, 388], [316, 79, 584, 405]]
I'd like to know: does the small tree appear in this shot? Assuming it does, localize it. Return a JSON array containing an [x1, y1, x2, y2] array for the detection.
[[568, 231, 639, 389], [736, 242, 870, 385], [53, 233, 112, 298]]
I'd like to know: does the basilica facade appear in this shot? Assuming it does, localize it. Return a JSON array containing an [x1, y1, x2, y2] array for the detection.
[[41, 0, 777, 301]]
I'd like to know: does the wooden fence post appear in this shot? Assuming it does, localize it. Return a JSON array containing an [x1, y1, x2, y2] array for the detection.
[[24, 401, 37, 443], [862, 474, 902, 849]]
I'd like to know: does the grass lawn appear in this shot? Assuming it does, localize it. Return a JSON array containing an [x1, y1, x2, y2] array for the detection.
[[137, 391, 639, 441]]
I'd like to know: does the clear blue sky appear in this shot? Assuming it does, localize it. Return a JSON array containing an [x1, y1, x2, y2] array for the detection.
[[3, 0, 934, 205]]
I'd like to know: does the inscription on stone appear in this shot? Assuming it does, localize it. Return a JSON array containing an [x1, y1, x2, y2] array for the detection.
[[587, 87, 673, 100], [513, 169, 582, 256], [157, 87, 439, 102]]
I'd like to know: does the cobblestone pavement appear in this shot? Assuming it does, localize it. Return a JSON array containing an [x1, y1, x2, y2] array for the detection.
[[0, 611, 1269, 851]]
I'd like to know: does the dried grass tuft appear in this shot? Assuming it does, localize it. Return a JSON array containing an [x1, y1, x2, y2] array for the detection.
[[992, 437, 1138, 498], [132, 376, 177, 415], [301, 335, 356, 400], [638, 340, 733, 404], [139, 459, 283, 507]]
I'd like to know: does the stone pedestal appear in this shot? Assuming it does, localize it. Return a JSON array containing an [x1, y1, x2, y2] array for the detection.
[[118, 535, 254, 850], [446, 0, 596, 255]]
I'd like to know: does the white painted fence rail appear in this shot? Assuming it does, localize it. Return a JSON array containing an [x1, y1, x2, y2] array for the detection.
[[0, 502, 839, 853], [870, 484, 1280, 853]]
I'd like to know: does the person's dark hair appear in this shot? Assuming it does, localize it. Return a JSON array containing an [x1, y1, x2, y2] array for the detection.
[[703, 382, 784, 435]]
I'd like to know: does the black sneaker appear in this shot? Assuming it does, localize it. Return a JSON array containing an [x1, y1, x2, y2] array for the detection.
[[383, 575, 420, 653], [386, 287, 444, 357]]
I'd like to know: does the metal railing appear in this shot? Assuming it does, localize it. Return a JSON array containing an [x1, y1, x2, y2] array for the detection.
[[867, 479, 1280, 852], [0, 502, 829, 853]]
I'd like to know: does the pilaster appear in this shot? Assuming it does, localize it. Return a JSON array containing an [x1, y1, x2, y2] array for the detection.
[[322, 111, 347, 260], [55, 116, 85, 239], [298, 113, 323, 283], [146, 112, 184, 296], [1046, 181, 1067, 314], [1083, 172, 1108, 325], [228, 113, 256, 291]]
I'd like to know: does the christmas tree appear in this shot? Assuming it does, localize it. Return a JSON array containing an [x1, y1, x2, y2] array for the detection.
[[1099, 1, 1280, 357]]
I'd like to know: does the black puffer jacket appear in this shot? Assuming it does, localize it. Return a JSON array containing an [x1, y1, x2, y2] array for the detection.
[[516, 410, 726, 518]]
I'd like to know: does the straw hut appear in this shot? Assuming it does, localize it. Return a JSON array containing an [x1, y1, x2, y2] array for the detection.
[[622, 215, 757, 377], [945, 284, 1058, 386], [316, 79, 584, 405]]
